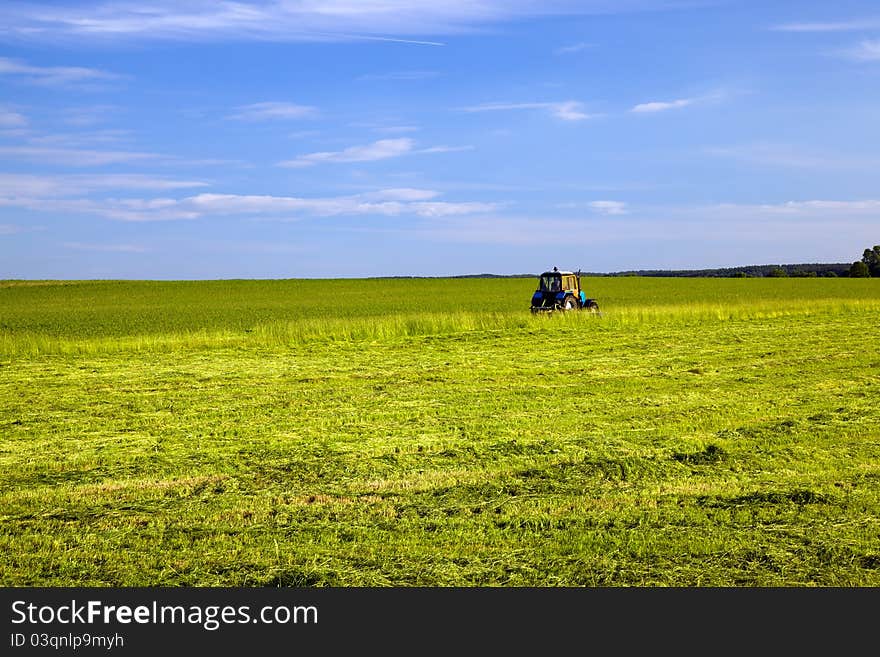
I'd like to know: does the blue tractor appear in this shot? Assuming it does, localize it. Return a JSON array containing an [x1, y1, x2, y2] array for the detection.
[[530, 267, 600, 314]]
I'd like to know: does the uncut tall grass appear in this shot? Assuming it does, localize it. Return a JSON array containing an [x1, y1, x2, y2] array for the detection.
[[3, 277, 879, 356]]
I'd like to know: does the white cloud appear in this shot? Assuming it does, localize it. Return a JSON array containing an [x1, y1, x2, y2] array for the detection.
[[0, 223, 26, 235], [407, 201, 498, 217], [461, 100, 594, 121], [770, 20, 880, 61], [589, 201, 628, 215], [185, 192, 497, 219], [279, 138, 414, 167], [0, 129, 31, 140], [397, 198, 880, 247], [375, 125, 420, 134], [552, 101, 593, 121], [357, 71, 440, 81], [0, 145, 160, 166], [0, 133, 241, 168], [165, 157, 250, 168], [228, 102, 318, 121], [742, 199, 880, 215], [279, 139, 473, 167], [361, 188, 440, 201], [707, 143, 824, 168], [0, 108, 27, 128], [26, 129, 131, 147], [348, 122, 421, 134], [554, 199, 629, 215], [61, 105, 119, 127], [841, 40, 880, 61], [64, 242, 149, 253], [0, 2, 700, 43], [0, 173, 208, 197], [0, 196, 201, 222], [706, 143, 880, 170], [416, 145, 475, 154], [554, 42, 594, 54], [771, 19, 880, 32], [0, 189, 499, 222], [0, 57, 122, 87], [631, 98, 695, 113], [288, 130, 321, 139], [631, 90, 729, 113]]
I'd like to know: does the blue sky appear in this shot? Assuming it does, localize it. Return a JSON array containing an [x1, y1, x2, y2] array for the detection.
[[1, 0, 879, 278]]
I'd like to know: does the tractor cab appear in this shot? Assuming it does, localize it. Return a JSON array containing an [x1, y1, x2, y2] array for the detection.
[[530, 267, 600, 313], [539, 271, 576, 293]]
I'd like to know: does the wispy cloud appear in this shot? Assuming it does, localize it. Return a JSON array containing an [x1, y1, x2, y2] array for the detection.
[[770, 18, 880, 62], [278, 139, 475, 167], [416, 145, 475, 154], [0, 222, 47, 236], [631, 97, 696, 113], [841, 39, 880, 61], [228, 102, 318, 121], [398, 198, 880, 248], [357, 70, 440, 81], [322, 34, 444, 46], [0, 108, 27, 128], [554, 42, 594, 54], [631, 90, 728, 113], [0, 2, 699, 44], [61, 105, 119, 127], [190, 192, 498, 220], [589, 200, 628, 215], [461, 101, 594, 121], [707, 143, 824, 168], [556, 200, 629, 215], [64, 242, 149, 253], [288, 130, 320, 139], [375, 125, 421, 134], [706, 143, 880, 170], [164, 157, 251, 168], [26, 129, 131, 148], [361, 188, 440, 201], [0, 173, 208, 197], [733, 199, 880, 214], [0, 223, 27, 235], [0, 196, 201, 222], [0, 189, 498, 222], [348, 122, 421, 134], [0, 57, 122, 87], [279, 138, 414, 167], [0, 145, 160, 166], [771, 18, 880, 32], [0, 134, 243, 167], [659, 198, 880, 224]]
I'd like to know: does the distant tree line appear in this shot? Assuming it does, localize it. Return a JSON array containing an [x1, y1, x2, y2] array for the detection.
[[456, 264, 849, 278], [451, 245, 880, 279], [602, 263, 851, 278]]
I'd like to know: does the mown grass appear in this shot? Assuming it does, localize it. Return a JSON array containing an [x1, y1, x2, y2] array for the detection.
[[1, 277, 879, 586]]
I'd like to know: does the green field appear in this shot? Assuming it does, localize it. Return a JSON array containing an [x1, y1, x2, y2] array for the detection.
[[2, 277, 879, 586]]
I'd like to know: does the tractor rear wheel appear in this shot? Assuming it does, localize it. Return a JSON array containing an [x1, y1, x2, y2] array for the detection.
[[563, 295, 579, 311]]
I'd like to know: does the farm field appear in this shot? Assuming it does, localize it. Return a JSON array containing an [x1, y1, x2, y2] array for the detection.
[[1, 276, 879, 586]]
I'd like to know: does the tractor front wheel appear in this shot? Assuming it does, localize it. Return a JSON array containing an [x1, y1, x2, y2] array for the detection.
[[586, 300, 600, 313]]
